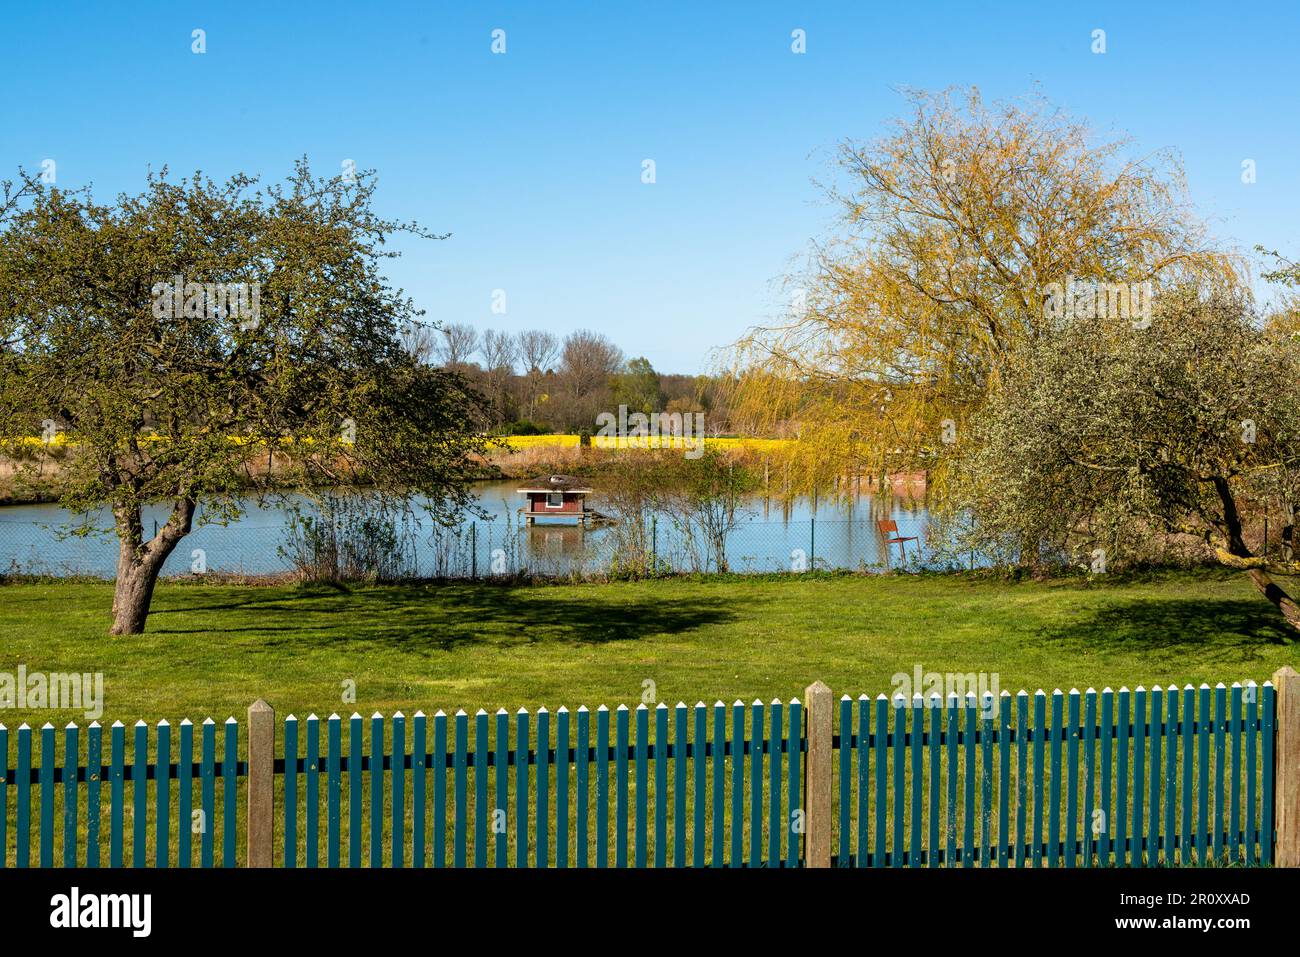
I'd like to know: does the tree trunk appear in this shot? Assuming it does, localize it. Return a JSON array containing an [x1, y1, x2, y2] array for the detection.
[[1247, 568, 1300, 631], [1210, 476, 1300, 639], [110, 498, 196, 636]]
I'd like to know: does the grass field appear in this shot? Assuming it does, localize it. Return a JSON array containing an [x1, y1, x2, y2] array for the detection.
[[1, 569, 1295, 727]]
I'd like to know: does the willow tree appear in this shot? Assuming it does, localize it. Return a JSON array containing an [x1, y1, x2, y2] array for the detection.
[[0, 162, 492, 634], [726, 88, 1235, 498]]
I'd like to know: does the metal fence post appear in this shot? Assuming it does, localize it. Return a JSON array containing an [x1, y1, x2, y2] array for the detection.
[[803, 680, 833, 867], [247, 698, 275, 867], [1274, 666, 1300, 867]]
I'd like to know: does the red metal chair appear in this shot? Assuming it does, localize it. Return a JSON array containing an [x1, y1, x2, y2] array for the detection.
[[876, 519, 919, 568]]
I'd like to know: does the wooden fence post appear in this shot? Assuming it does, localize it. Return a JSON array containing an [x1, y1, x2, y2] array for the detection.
[[247, 698, 275, 867], [804, 680, 833, 868], [1274, 667, 1300, 867]]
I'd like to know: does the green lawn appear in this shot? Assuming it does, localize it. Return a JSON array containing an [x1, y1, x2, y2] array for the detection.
[[1, 569, 1296, 727]]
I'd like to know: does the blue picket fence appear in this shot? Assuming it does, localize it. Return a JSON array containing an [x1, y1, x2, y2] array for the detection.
[[0, 717, 242, 868], [280, 701, 804, 868], [0, 680, 1279, 867], [833, 684, 1275, 867]]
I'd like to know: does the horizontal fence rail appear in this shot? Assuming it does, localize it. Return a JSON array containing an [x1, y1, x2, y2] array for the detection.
[[2, 670, 1296, 868]]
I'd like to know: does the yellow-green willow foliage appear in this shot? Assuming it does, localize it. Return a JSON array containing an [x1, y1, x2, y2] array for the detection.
[[724, 87, 1239, 502]]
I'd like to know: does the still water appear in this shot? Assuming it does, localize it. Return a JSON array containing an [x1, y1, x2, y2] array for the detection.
[[0, 480, 932, 578]]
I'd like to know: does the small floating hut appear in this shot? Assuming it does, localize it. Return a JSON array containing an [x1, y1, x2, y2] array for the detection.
[[516, 475, 609, 526]]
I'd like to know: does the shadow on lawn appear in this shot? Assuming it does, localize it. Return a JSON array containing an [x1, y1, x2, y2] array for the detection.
[[1040, 597, 1293, 664], [149, 583, 738, 652]]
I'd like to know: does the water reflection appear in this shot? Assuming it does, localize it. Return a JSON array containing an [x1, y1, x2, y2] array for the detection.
[[0, 479, 933, 577]]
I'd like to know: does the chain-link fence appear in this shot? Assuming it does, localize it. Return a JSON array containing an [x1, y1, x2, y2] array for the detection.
[[0, 511, 945, 580]]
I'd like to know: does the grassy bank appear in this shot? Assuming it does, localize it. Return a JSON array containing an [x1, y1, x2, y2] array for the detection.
[[0, 569, 1294, 726]]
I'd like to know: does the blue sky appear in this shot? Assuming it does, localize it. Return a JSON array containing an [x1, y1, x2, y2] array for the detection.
[[3, 1, 1298, 373]]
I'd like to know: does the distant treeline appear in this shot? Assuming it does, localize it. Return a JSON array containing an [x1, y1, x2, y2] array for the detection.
[[402, 323, 736, 435]]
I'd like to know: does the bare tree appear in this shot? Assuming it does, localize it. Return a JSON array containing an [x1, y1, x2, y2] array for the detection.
[[516, 330, 560, 420], [557, 330, 623, 430], [560, 329, 623, 397], [401, 322, 440, 365], [437, 322, 480, 369], [480, 329, 518, 374], [516, 329, 558, 372], [480, 329, 518, 425]]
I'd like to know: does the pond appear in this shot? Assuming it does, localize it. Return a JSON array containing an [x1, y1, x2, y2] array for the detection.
[[0, 480, 936, 578]]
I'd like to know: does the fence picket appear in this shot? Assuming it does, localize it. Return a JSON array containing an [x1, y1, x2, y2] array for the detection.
[[997, 693, 1011, 868], [1015, 693, 1027, 868], [87, 722, 100, 868], [1246, 685, 1257, 866], [1083, 689, 1097, 868], [109, 721, 127, 867], [326, 714, 340, 868], [894, 695, 907, 868], [1098, 689, 1113, 867], [1116, 688, 1129, 867], [223, 718, 237, 868], [284, 715, 297, 869], [1047, 692, 1062, 869], [412, 711, 425, 869], [951, 696, 961, 868], [518, 708, 531, 868], [577, 706, 591, 868], [787, 697, 801, 869], [62, 723, 78, 867], [433, 711, 447, 868], [596, 705, 610, 869], [1165, 687, 1178, 865], [1147, 689, 1162, 866], [1196, 684, 1210, 865], [1133, 688, 1147, 867], [931, 695, 944, 867], [1229, 685, 1242, 864], [156, 720, 170, 868], [635, 704, 648, 868], [538, 706, 549, 868], [40, 723, 54, 868], [393, 712, 405, 869], [453, 710, 467, 868], [730, 700, 742, 868], [913, 695, 925, 868], [17, 724, 31, 869], [369, 712, 383, 869], [711, 701, 723, 868], [1213, 684, 1226, 864], [558, 706, 571, 869], [494, 709, 507, 868], [693, 702, 706, 868], [1261, 681, 1275, 866], [1065, 690, 1079, 868], [1032, 691, 1046, 868], [615, 705, 628, 868], [769, 700, 782, 868], [199, 719, 213, 868], [878, 695, 890, 868], [475, 710, 489, 869], [656, 703, 668, 869]]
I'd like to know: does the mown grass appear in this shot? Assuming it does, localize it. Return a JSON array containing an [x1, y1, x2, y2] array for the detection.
[[0, 568, 1295, 726], [0, 569, 1293, 867]]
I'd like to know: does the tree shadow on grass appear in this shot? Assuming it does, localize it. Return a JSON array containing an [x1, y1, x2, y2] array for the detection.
[[1038, 597, 1293, 666], [149, 583, 739, 653]]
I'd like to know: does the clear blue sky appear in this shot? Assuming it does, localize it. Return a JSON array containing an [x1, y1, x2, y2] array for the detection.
[[3, 1, 1297, 373]]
